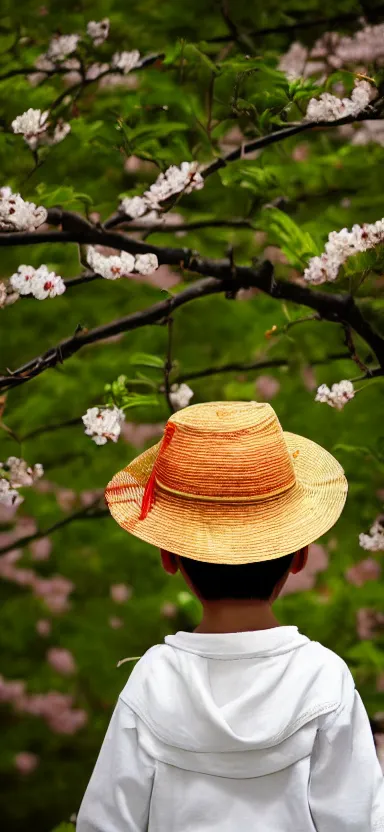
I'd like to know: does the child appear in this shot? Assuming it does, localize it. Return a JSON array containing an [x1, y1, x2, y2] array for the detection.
[[77, 401, 384, 831]]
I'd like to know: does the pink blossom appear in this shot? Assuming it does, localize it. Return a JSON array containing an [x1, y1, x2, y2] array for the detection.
[[280, 543, 328, 596], [161, 601, 177, 619], [48, 706, 88, 735], [110, 583, 132, 603], [32, 574, 74, 614], [30, 537, 52, 561], [47, 647, 77, 675], [55, 487, 77, 511], [346, 558, 381, 587], [356, 608, 384, 640], [255, 375, 280, 401], [0, 675, 25, 703], [377, 674, 384, 693], [14, 751, 39, 774], [301, 365, 316, 391], [120, 421, 164, 448], [36, 619, 51, 637], [292, 143, 309, 162], [109, 616, 123, 629], [80, 488, 103, 507]]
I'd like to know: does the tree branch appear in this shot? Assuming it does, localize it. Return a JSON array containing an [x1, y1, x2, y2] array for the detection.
[[207, 8, 384, 44], [0, 52, 164, 84], [0, 500, 109, 557], [176, 351, 351, 382]]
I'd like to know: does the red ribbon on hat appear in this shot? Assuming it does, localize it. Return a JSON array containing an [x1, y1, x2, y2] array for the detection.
[[139, 422, 176, 520]]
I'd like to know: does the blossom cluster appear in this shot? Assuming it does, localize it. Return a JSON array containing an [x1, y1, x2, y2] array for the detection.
[[315, 380, 355, 410], [304, 216, 384, 284], [120, 161, 204, 220], [10, 264, 66, 300], [82, 406, 125, 445], [87, 247, 159, 278], [305, 79, 374, 123], [0, 457, 44, 507], [359, 516, 384, 552], [12, 108, 71, 151], [279, 22, 384, 81], [0, 550, 74, 614], [169, 383, 194, 411], [86, 18, 110, 46], [0, 187, 47, 231], [0, 674, 87, 735], [112, 50, 141, 74]]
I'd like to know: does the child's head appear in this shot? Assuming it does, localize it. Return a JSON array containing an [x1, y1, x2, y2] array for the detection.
[[160, 547, 308, 604]]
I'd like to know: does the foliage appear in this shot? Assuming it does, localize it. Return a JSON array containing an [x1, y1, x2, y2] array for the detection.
[[0, 0, 384, 829]]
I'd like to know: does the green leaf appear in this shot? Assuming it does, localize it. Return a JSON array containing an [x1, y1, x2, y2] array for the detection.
[[128, 352, 165, 369], [263, 207, 320, 269], [184, 43, 219, 75]]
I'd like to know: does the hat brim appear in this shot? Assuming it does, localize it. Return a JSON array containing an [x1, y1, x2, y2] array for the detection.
[[105, 431, 347, 564]]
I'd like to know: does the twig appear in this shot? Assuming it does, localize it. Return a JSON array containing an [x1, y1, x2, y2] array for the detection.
[[163, 317, 175, 414], [0, 500, 109, 557], [342, 322, 372, 375], [175, 351, 352, 382], [207, 9, 384, 44]]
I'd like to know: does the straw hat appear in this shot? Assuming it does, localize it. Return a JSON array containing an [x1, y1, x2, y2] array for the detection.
[[105, 401, 347, 564]]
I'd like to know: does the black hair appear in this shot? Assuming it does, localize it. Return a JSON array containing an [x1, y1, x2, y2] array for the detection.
[[178, 552, 295, 601]]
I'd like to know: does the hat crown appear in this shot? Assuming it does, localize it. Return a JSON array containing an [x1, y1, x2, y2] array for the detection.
[[156, 401, 296, 501]]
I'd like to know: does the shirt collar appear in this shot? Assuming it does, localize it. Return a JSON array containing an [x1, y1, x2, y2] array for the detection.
[[164, 626, 309, 660]]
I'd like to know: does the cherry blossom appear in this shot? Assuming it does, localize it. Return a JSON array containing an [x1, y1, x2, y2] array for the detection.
[[119, 195, 148, 218], [36, 619, 52, 637], [306, 79, 375, 123], [356, 608, 384, 640], [47, 34, 80, 62], [278, 43, 308, 80], [134, 253, 159, 275], [87, 18, 110, 46], [315, 380, 355, 410], [359, 516, 384, 552], [0, 478, 23, 508], [161, 601, 177, 619], [169, 383, 194, 411], [86, 248, 135, 279], [112, 50, 141, 73], [10, 265, 66, 300], [109, 616, 124, 629], [82, 406, 125, 445], [14, 752, 39, 774], [1, 456, 43, 487], [255, 375, 280, 400], [304, 217, 384, 284], [0, 190, 47, 231], [85, 63, 109, 81], [47, 647, 77, 676], [144, 161, 204, 209], [0, 282, 7, 308], [12, 108, 49, 148], [30, 537, 52, 561], [346, 557, 381, 586], [110, 583, 132, 603], [279, 23, 384, 82]]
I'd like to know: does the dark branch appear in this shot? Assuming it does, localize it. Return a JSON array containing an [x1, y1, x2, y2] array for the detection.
[[0, 52, 164, 84], [0, 500, 109, 557], [176, 351, 351, 382], [207, 8, 384, 44]]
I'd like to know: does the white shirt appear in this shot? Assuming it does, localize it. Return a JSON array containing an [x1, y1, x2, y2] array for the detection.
[[77, 626, 384, 831]]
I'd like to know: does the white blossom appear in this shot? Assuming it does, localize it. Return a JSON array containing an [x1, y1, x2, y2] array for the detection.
[[304, 217, 384, 284], [169, 383, 194, 411], [47, 34, 80, 62], [86, 248, 135, 279], [1, 457, 44, 488], [0, 186, 12, 199], [11, 109, 70, 150], [0, 192, 47, 231], [85, 63, 109, 81], [351, 119, 384, 147], [0, 479, 23, 508], [112, 50, 141, 74], [359, 516, 384, 552], [144, 162, 204, 209], [11, 108, 49, 149], [278, 43, 308, 80], [306, 79, 375, 123], [86, 19, 110, 46], [119, 195, 148, 218], [134, 253, 159, 275], [0, 282, 7, 308], [82, 406, 125, 445], [315, 380, 355, 410], [10, 265, 66, 300]]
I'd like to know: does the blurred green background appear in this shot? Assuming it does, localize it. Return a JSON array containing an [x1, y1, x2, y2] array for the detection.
[[1, 0, 384, 828]]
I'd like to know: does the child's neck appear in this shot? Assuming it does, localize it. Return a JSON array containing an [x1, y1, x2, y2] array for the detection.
[[194, 599, 280, 634]]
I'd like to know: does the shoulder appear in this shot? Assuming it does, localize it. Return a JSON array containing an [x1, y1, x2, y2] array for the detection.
[[118, 643, 176, 704], [301, 639, 356, 710]]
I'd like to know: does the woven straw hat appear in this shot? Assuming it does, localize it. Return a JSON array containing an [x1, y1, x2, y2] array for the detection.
[[105, 401, 347, 564]]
